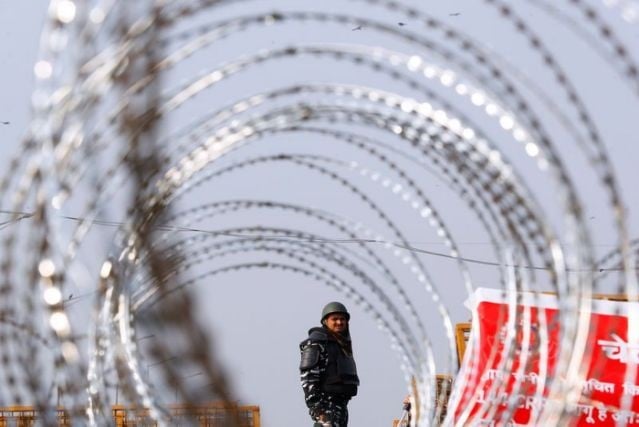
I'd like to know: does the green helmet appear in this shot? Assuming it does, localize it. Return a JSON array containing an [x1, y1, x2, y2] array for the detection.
[[321, 301, 350, 323]]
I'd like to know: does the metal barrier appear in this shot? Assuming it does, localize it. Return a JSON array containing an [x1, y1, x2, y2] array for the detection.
[[0, 404, 259, 427]]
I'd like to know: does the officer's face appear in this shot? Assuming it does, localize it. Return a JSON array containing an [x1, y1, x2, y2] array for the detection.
[[325, 313, 348, 334]]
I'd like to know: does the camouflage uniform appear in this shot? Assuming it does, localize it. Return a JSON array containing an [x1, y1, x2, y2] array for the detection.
[[300, 327, 358, 426]]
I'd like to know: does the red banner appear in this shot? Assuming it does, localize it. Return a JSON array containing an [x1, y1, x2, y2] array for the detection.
[[450, 288, 639, 426]]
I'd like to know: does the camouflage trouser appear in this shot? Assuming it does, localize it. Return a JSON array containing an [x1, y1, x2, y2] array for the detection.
[[312, 395, 349, 427]]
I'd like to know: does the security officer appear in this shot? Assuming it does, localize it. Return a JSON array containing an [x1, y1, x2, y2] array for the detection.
[[299, 302, 359, 426]]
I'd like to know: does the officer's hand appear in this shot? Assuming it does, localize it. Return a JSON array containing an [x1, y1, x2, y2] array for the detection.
[[318, 413, 328, 422]]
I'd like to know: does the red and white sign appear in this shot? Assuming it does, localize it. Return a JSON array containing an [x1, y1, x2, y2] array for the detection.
[[449, 288, 639, 426]]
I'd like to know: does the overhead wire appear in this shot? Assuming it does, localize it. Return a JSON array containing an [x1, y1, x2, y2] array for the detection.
[[0, 208, 633, 272]]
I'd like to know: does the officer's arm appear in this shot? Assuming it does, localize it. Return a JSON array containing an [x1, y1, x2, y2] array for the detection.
[[300, 340, 324, 411]]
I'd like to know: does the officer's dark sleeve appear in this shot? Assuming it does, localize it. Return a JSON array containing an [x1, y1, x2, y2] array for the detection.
[[300, 340, 325, 413]]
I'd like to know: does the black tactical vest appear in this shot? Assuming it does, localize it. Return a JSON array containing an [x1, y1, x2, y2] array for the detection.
[[321, 338, 360, 397]]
